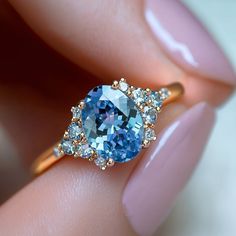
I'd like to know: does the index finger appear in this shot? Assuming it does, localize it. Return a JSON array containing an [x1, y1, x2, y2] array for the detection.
[[8, 0, 235, 106]]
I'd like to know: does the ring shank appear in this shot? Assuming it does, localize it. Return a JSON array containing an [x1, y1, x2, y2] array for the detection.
[[31, 82, 184, 176], [31, 147, 62, 176], [163, 82, 184, 105]]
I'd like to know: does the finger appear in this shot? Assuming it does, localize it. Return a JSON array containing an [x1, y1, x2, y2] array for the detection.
[[8, 0, 235, 106], [0, 104, 186, 236], [0, 103, 215, 236], [0, 124, 28, 203], [1, 0, 228, 235]]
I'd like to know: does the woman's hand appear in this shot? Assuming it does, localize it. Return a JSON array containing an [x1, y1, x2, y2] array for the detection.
[[0, 0, 234, 235]]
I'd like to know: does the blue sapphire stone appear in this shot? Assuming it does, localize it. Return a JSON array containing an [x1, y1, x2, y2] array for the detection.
[[81, 85, 144, 163]]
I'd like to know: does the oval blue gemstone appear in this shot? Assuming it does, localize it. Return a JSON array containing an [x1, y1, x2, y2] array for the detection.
[[81, 85, 144, 163]]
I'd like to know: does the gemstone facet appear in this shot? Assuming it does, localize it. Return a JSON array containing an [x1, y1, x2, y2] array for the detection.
[[81, 85, 144, 163]]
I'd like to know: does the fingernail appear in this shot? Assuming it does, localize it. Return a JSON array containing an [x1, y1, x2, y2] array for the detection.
[[144, 0, 236, 85], [122, 102, 215, 236]]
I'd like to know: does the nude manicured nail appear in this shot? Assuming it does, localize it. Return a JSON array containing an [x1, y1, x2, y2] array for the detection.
[[122, 103, 215, 236], [145, 0, 236, 85]]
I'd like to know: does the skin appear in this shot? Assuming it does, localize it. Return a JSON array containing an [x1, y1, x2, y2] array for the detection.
[[0, 0, 234, 235]]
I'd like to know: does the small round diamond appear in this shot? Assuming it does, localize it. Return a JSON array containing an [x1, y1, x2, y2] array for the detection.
[[119, 81, 129, 92], [132, 88, 146, 104], [143, 106, 157, 124], [94, 156, 106, 168], [61, 139, 75, 155], [150, 91, 162, 108], [145, 128, 156, 141], [68, 122, 82, 140], [159, 88, 170, 100], [75, 143, 93, 158], [53, 146, 63, 157], [71, 106, 81, 119]]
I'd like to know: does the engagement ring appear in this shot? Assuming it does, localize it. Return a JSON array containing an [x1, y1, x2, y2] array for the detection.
[[32, 78, 184, 175]]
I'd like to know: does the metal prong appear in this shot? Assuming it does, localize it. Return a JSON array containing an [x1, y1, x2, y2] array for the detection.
[[126, 88, 132, 96], [81, 134, 87, 143], [145, 88, 151, 95], [88, 156, 96, 162], [146, 99, 152, 106], [63, 131, 69, 140], [77, 119, 82, 127], [72, 140, 80, 145], [88, 151, 97, 162], [71, 117, 79, 122], [142, 140, 150, 148], [107, 158, 115, 167], [156, 106, 161, 113], [78, 100, 85, 109], [144, 122, 154, 129], [138, 104, 144, 112], [59, 150, 65, 157], [74, 152, 80, 158], [112, 80, 119, 89], [101, 166, 107, 171]]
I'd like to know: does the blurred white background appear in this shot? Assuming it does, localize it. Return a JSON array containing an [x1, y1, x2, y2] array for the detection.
[[158, 1, 236, 235]]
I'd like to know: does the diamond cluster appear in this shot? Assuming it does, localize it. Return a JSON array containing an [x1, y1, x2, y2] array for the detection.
[[54, 106, 94, 160], [53, 78, 170, 170], [117, 78, 170, 147]]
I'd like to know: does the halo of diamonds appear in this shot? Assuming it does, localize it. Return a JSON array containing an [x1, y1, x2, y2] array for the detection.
[[53, 78, 170, 170]]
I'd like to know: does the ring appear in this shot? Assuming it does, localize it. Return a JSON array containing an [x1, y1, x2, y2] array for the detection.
[[32, 78, 184, 175]]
